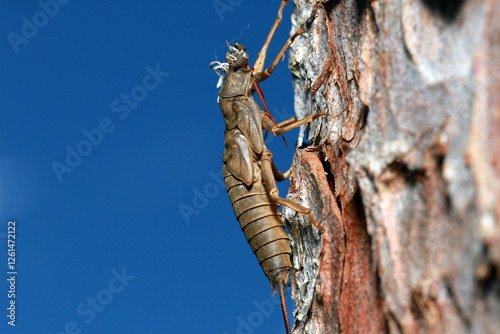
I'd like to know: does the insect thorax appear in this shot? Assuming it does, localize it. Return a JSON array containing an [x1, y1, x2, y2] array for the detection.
[[218, 67, 253, 98]]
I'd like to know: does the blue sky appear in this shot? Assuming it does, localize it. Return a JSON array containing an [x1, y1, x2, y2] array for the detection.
[[0, 1, 302, 333]]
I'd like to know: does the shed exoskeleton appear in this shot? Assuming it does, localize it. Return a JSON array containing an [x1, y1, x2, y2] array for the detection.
[[210, 2, 325, 333]]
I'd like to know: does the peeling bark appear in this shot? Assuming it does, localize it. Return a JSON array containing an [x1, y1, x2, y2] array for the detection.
[[284, 0, 500, 333]]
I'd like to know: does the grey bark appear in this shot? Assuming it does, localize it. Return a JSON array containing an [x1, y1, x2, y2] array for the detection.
[[283, 0, 500, 333]]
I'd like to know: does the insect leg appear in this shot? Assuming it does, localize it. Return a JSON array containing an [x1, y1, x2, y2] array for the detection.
[[263, 0, 322, 77], [253, 0, 289, 73], [272, 162, 290, 182], [262, 111, 328, 136], [262, 28, 306, 79], [261, 150, 322, 229], [276, 117, 298, 128], [274, 112, 328, 135], [254, 28, 306, 83]]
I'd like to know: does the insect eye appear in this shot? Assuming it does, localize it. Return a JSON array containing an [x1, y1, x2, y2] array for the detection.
[[234, 43, 246, 51]]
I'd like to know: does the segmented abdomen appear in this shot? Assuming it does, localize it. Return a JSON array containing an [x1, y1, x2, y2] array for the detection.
[[223, 163, 291, 287]]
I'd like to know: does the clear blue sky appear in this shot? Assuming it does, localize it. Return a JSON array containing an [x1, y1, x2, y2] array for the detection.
[[0, 1, 302, 333]]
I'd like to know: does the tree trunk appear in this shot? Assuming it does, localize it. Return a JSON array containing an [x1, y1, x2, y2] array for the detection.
[[283, 0, 500, 333]]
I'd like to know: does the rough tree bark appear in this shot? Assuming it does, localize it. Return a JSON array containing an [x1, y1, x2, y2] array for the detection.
[[283, 0, 500, 333]]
